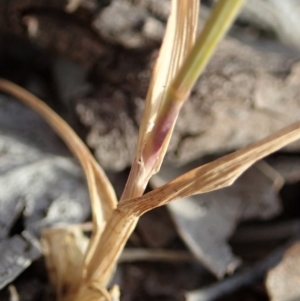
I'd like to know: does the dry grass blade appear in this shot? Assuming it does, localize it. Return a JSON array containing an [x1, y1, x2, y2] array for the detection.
[[119, 121, 300, 215], [0, 78, 117, 271], [137, 0, 198, 162], [121, 0, 199, 200], [84, 0, 199, 285], [42, 227, 89, 301]]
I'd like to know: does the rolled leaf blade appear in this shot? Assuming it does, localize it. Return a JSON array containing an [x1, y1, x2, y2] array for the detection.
[[120, 121, 300, 215]]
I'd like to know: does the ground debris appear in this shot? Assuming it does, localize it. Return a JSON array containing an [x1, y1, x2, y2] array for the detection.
[[240, 0, 300, 49], [3, 0, 300, 171], [0, 232, 40, 290], [266, 241, 300, 301], [186, 243, 288, 301], [0, 93, 90, 288]]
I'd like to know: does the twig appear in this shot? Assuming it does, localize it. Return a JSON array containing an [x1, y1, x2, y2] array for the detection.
[[9, 285, 19, 301], [119, 248, 195, 263]]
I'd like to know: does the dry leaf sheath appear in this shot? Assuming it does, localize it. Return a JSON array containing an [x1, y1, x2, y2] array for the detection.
[[2, 0, 300, 300]]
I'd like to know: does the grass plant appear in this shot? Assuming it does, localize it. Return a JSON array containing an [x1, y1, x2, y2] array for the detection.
[[1, 0, 300, 300]]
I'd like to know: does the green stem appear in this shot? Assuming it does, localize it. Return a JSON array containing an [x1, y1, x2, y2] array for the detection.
[[172, 0, 245, 98], [121, 0, 245, 202]]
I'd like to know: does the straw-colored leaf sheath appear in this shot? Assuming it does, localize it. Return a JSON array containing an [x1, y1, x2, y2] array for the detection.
[[0, 78, 117, 282], [121, 0, 199, 200], [119, 121, 300, 215]]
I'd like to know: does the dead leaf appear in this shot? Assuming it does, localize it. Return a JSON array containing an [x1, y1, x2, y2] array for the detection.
[[0, 94, 91, 235], [0, 79, 118, 287], [0, 92, 91, 287], [1, 157, 91, 237], [0, 232, 40, 290]]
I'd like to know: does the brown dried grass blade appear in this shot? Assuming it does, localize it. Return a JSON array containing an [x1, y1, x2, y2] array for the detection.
[[119, 121, 300, 215], [0, 78, 117, 270], [121, 0, 199, 200]]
